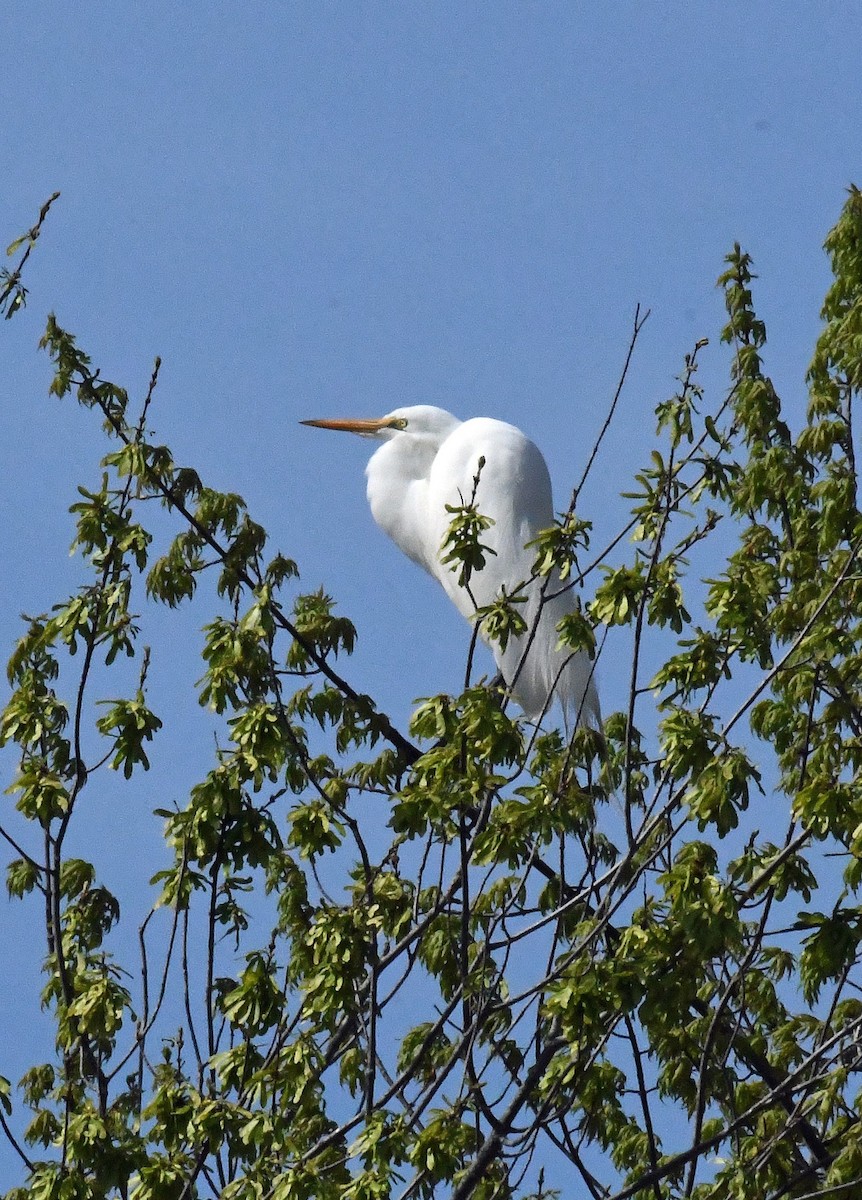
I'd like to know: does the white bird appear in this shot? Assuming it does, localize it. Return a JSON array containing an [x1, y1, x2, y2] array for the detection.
[[301, 405, 599, 727]]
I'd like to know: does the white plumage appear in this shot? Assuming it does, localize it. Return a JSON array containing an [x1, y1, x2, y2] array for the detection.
[[302, 405, 599, 727]]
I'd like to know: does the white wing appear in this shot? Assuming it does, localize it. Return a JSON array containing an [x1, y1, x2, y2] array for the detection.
[[426, 418, 599, 725], [425, 417, 553, 614]]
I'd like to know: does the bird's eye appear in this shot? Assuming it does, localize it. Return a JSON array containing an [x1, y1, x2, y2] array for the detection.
[[389, 417, 408, 430]]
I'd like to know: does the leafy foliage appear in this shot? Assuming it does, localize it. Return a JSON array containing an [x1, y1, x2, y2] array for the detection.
[[3, 189, 862, 1199]]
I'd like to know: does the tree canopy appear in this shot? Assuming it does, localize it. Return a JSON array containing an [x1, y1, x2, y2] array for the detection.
[[3, 189, 862, 1199]]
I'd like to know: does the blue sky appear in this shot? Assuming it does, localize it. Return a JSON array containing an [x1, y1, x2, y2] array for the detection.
[[2, 1, 861, 1186], [6, 3, 858, 716]]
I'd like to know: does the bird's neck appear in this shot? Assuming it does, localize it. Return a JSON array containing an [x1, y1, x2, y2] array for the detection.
[[365, 437, 439, 574]]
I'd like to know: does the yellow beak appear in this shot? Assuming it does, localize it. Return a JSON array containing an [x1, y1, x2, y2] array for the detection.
[[300, 416, 392, 435]]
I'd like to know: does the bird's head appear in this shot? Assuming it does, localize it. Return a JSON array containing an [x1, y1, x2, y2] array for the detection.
[[301, 405, 460, 444]]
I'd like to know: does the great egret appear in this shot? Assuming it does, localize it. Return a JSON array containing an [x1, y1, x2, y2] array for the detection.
[[301, 405, 599, 727]]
